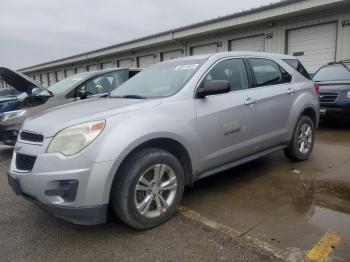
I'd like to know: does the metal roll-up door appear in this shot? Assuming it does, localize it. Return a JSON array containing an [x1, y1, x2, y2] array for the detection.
[[48, 72, 55, 85], [75, 67, 86, 74], [161, 50, 183, 61], [87, 64, 98, 72], [101, 61, 113, 69], [118, 58, 133, 68], [137, 55, 156, 68], [230, 35, 265, 52], [41, 73, 48, 87], [191, 43, 219, 55], [287, 23, 337, 73], [56, 70, 64, 81], [65, 69, 74, 77]]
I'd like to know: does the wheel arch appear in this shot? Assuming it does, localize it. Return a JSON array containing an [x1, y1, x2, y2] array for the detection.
[[111, 137, 194, 194]]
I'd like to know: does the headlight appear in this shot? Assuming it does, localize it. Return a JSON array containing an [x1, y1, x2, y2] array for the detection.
[[47, 120, 105, 156], [0, 110, 26, 122], [347, 91, 350, 100]]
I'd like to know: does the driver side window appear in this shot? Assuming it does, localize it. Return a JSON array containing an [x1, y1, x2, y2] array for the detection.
[[201, 58, 249, 92], [79, 70, 126, 98]]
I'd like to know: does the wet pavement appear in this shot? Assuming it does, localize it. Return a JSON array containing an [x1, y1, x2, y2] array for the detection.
[[183, 119, 350, 261], [1, 119, 350, 261]]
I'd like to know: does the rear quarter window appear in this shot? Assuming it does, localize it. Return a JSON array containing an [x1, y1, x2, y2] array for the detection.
[[283, 59, 311, 80]]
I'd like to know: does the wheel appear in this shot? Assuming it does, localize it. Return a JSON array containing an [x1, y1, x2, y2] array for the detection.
[[111, 148, 185, 230], [284, 115, 315, 161]]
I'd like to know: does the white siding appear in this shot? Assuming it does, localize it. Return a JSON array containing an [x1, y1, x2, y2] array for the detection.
[[287, 23, 337, 72], [230, 35, 265, 52]]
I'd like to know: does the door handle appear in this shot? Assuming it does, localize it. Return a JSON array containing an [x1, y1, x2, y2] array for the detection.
[[244, 97, 257, 106], [287, 87, 296, 95]]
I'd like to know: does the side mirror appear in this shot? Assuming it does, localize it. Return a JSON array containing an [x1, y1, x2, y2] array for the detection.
[[78, 89, 87, 100], [31, 87, 41, 95], [197, 80, 230, 98]]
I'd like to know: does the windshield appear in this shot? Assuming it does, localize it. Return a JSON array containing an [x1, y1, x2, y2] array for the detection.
[[110, 59, 205, 98], [46, 72, 92, 94], [313, 64, 350, 82]]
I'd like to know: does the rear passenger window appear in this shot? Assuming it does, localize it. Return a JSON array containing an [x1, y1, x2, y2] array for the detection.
[[202, 59, 249, 92], [283, 59, 311, 80], [249, 58, 292, 87]]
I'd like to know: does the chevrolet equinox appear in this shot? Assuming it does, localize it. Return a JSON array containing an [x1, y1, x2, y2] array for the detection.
[[8, 52, 319, 229]]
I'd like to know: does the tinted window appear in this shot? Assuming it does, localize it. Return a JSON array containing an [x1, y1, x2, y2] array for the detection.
[[249, 58, 291, 87], [201, 59, 249, 92], [82, 70, 127, 96], [283, 59, 311, 80], [313, 64, 350, 82]]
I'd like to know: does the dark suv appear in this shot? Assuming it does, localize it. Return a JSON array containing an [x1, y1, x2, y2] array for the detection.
[[313, 61, 350, 117]]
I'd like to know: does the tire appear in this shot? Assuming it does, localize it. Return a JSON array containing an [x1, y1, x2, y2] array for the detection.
[[284, 115, 315, 161], [111, 148, 185, 230]]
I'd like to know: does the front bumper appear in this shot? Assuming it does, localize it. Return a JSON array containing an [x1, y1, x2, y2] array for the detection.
[[8, 140, 117, 225], [320, 92, 350, 117], [8, 172, 107, 225]]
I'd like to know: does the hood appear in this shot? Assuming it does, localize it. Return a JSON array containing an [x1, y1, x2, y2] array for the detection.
[[23, 97, 161, 136], [0, 67, 46, 94], [318, 81, 350, 92]]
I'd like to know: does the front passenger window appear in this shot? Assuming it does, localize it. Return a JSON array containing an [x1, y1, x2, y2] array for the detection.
[[249, 58, 291, 87], [201, 59, 249, 92]]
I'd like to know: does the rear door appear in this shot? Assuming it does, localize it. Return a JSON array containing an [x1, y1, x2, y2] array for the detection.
[[195, 58, 260, 172], [247, 58, 296, 150]]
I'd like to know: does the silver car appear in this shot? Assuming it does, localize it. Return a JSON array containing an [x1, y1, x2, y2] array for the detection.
[[8, 52, 319, 229]]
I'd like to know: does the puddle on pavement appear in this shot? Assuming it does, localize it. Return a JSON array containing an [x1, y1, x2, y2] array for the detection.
[[291, 173, 350, 236]]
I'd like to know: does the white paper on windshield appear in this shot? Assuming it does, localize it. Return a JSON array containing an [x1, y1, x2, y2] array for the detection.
[[174, 64, 199, 71]]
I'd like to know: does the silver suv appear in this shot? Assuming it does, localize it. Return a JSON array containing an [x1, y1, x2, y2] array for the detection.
[[8, 52, 319, 229]]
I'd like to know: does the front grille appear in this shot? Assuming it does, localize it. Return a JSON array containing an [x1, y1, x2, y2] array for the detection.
[[319, 92, 339, 103], [20, 131, 44, 143], [16, 154, 37, 171]]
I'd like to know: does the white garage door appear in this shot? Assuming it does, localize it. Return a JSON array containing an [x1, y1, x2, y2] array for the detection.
[[287, 23, 337, 73], [191, 43, 218, 55], [41, 73, 48, 87], [118, 58, 133, 68], [161, 50, 183, 61], [101, 61, 114, 69], [138, 55, 156, 68], [34, 74, 41, 85], [65, 69, 74, 77], [230, 35, 265, 52], [75, 67, 86, 74], [88, 64, 98, 72], [48, 72, 55, 85], [56, 70, 65, 81]]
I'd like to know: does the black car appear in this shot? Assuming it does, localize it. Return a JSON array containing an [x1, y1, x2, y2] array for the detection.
[[0, 67, 140, 145], [313, 61, 350, 117]]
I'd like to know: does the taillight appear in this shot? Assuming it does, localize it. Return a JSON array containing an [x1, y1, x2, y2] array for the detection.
[[314, 83, 320, 95]]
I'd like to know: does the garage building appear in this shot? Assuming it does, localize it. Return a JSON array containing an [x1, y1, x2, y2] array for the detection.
[[1, 0, 350, 88]]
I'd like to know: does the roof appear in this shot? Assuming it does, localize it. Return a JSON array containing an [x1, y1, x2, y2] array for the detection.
[[18, 0, 346, 73]]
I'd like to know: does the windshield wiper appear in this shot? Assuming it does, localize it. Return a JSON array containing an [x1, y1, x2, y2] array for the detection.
[[111, 94, 147, 99]]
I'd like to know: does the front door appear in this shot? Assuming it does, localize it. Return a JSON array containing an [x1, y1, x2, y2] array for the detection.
[[195, 58, 260, 172]]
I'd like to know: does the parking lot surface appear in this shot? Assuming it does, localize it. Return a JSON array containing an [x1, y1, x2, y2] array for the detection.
[[1, 120, 349, 261]]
